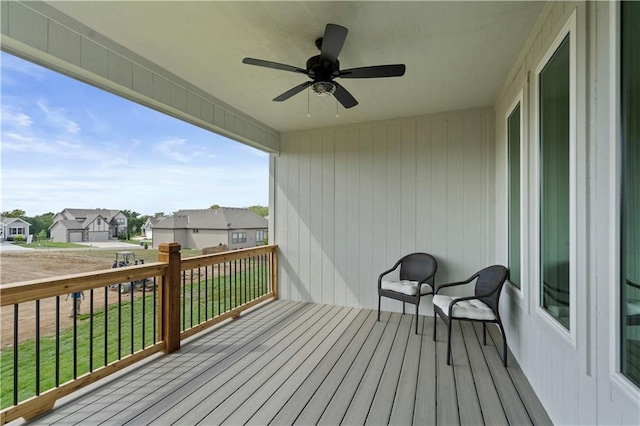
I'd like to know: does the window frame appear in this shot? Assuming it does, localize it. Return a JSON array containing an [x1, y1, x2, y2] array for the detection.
[[533, 9, 577, 345], [505, 89, 526, 304], [232, 231, 246, 244], [612, 0, 640, 397]]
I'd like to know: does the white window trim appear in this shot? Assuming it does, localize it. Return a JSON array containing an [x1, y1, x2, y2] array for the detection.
[[609, 0, 640, 400], [504, 89, 527, 310], [533, 9, 577, 347]]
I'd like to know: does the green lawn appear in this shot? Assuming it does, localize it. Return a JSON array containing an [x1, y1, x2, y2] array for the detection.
[[0, 266, 269, 408], [16, 241, 86, 249]]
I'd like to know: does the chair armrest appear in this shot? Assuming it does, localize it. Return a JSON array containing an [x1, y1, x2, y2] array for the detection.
[[434, 274, 477, 294], [377, 261, 403, 288]]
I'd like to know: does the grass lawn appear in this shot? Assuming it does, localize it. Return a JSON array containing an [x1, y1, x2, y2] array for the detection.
[[0, 266, 269, 408], [16, 241, 86, 249]]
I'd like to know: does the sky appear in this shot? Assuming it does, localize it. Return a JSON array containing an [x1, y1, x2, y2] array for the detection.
[[0, 52, 269, 217]]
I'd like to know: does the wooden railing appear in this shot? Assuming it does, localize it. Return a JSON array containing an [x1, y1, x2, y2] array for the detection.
[[0, 243, 277, 424]]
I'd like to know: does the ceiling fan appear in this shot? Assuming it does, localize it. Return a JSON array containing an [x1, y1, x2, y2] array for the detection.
[[242, 23, 406, 109]]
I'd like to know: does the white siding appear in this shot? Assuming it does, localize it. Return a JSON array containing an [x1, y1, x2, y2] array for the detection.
[[274, 107, 495, 316], [494, 2, 639, 424]]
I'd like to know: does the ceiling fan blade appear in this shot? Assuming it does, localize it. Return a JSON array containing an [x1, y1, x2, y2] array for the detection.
[[319, 24, 348, 65], [339, 64, 406, 79], [243, 58, 308, 75], [333, 82, 358, 109], [273, 81, 312, 102]]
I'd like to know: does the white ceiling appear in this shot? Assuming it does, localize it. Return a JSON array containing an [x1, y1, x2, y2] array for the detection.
[[49, 1, 545, 133]]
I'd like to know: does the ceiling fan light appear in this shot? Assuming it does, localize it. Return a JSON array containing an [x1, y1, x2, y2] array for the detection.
[[312, 81, 336, 97]]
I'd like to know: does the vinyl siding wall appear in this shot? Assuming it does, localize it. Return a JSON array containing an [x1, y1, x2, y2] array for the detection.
[[494, 1, 639, 424], [273, 108, 495, 315]]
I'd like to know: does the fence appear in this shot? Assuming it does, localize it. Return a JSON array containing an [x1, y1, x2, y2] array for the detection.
[[0, 243, 277, 424]]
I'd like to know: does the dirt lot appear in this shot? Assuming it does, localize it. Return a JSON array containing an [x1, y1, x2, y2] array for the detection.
[[0, 251, 148, 349]]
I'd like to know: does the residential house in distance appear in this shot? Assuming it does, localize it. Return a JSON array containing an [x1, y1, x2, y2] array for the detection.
[[152, 207, 267, 250], [0, 216, 31, 241], [141, 216, 167, 240], [49, 208, 127, 243]]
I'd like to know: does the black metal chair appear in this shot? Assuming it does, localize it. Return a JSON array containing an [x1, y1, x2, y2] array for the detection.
[[377, 253, 437, 334], [432, 265, 509, 367]]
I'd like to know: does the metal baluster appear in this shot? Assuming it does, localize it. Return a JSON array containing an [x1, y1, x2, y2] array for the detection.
[[153, 276, 157, 344], [131, 280, 134, 354], [104, 286, 108, 366], [13, 304, 18, 405], [56, 296, 60, 386], [35, 300, 40, 395], [118, 284, 122, 360], [205, 266, 209, 320], [90, 289, 94, 372]]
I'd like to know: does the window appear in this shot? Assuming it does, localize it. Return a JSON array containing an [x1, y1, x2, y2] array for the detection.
[[232, 232, 246, 244], [97, 218, 102, 226], [192, 229, 199, 233], [540, 34, 571, 329], [10, 227, 23, 235], [508, 103, 522, 288], [256, 230, 267, 244], [621, 0, 640, 388]]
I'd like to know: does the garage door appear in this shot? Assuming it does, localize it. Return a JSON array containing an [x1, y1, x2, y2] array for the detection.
[[69, 232, 83, 242], [88, 231, 109, 242]]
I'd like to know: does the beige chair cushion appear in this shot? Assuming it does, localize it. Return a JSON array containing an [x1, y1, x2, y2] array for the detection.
[[381, 279, 432, 296], [433, 295, 496, 321]]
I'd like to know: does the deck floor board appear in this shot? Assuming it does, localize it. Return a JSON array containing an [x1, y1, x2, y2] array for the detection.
[[29, 300, 552, 426]]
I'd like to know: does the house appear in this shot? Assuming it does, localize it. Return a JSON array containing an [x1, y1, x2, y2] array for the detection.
[[141, 216, 166, 240], [2, 1, 639, 424], [49, 208, 127, 242], [152, 208, 267, 250], [0, 216, 30, 241]]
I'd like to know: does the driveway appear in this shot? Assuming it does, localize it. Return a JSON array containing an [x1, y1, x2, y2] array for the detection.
[[75, 241, 145, 249], [0, 241, 32, 252]]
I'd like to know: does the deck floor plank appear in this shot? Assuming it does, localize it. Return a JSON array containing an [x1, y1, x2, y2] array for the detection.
[[28, 301, 551, 426], [460, 321, 508, 426], [388, 316, 424, 426], [472, 322, 533, 426], [451, 321, 484, 425], [246, 309, 373, 425], [293, 311, 392, 425]]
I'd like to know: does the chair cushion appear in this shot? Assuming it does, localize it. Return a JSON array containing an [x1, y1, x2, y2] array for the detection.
[[433, 295, 496, 321], [381, 280, 432, 296]]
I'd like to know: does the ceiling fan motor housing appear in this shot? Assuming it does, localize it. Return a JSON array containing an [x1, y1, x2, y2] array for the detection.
[[306, 55, 340, 80]]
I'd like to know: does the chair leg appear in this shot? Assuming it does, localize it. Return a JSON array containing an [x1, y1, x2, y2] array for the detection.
[[402, 302, 405, 315], [498, 321, 508, 367], [377, 296, 381, 322], [483, 323, 487, 345], [433, 311, 437, 341], [415, 304, 419, 334], [446, 319, 453, 365]]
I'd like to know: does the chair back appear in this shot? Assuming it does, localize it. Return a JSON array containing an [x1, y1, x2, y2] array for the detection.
[[399, 253, 437, 285], [474, 265, 508, 313]]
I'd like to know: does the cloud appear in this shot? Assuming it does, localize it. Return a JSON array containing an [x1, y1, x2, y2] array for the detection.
[[1, 106, 33, 128], [37, 100, 81, 134]]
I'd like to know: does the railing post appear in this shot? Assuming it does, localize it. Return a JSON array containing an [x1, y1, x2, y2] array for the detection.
[[159, 243, 181, 353], [271, 247, 278, 299]]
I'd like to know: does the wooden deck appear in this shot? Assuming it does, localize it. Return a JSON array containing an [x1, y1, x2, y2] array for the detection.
[[29, 300, 552, 425]]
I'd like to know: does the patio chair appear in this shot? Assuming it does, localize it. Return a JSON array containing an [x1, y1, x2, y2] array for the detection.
[[378, 253, 437, 334], [432, 265, 509, 367]]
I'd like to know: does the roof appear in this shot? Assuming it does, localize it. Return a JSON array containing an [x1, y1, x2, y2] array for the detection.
[[144, 216, 167, 227], [59, 208, 123, 221], [155, 208, 267, 231], [0, 217, 31, 226], [50, 220, 85, 231]]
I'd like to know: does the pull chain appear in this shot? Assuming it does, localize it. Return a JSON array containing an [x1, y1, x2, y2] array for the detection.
[[307, 86, 311, 118], [336, 97, 339, 118]]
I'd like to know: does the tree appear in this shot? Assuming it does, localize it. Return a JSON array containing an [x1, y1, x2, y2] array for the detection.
[[2, 209, 26, 218], [121, 210, 141, 238], [248, 205, 268, 217], [210, 204, 221, 210], [153, 212, 165, 218], [26, 212, 54, 237]]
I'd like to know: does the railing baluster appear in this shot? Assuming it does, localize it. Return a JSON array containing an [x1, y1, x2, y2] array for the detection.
[[73, 292, 77, 379], [190, 268, 194, 328], [142, 278, 146, 350], [90, 289, 94, 372], [182, 270, 186, 331], [104, 286, 108, 366], [35, 300, 40, 395], [217, 263, 221, 316], [118, 284, 122, 360], [131, 280, 134, 355], [205, 266, 209, 320], [153, 276, 157, 344], [13, 304, 18, 405], [198, 267, 201, 324], [56, 295, 60, 387]]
